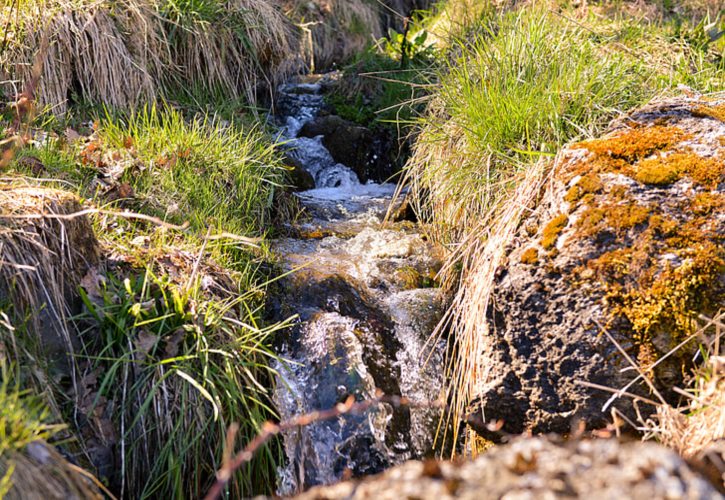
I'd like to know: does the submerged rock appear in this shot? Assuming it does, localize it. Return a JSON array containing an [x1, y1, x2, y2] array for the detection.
[[291, 436, 723, 499], [470, 97, 724, 435], [271, 77, 447, 495], [299, 114, 396, 183]]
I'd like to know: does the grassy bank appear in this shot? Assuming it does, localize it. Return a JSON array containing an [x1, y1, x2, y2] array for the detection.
[[403, 0, 724, 445], [1, 99, 294, 497]]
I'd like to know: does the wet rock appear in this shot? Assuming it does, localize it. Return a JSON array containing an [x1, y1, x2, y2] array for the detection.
[[291, 436, 724, 499], [299, 115, 395, 183], [284, 154, 316, 191], [470, 97, 725, 435]]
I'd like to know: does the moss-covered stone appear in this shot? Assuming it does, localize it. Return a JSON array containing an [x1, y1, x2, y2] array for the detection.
[[692, 103, 725, 123], [564, 172, 603, 203], [520, 247, 539, 265], [541, 214, 568, 250], [634, 152, 724, 188]]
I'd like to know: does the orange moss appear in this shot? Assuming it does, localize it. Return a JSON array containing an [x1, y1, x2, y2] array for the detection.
[[564, 173, 603, 204], [520, 247, 539, 265], [692, 103, 725, 123], [580, 205, 723, 365], [608, 203, 650, 232], [691, 192, 724, 216], [541, 214, 569, 250], [635, 152, 724, 189], [634, 157, 681, 185], [575, 200, 649, 237], [563, 106, 724, 372], [576, 125, 689, 165]]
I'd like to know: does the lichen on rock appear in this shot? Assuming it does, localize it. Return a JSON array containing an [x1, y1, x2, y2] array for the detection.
[[469, 96, 724, 435]]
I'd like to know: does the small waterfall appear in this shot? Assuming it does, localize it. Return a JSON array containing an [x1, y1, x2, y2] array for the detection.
[[270, 77, 447, 495]]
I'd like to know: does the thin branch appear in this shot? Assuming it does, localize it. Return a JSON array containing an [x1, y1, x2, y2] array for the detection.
[[203, 393, 444, 500]]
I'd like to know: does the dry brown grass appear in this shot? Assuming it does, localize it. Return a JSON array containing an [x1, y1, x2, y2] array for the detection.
[[0, 181, 99, 369], [0, 0, 301, 113], [642, 313, 724, 460], [168, 0, 300, 104], [1, 0, 160, 114], [281, 0, 384, 70], [428, 158, 551, 446], [0, 442, 105, 499]]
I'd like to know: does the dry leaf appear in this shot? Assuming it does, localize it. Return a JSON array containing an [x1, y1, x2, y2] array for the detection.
[[135, 330, 159, 356], [64, 127, 81, 143]]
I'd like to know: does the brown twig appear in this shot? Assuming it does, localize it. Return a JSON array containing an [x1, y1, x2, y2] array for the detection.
[[0, 207, 190, 231], [203, 393, 444, 500]]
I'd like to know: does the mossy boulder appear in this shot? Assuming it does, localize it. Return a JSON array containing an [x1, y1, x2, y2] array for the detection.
[[471, 97, 724, 435]]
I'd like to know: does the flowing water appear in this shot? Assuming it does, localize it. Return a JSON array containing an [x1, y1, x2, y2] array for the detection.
[[269, 77, 447, 495]]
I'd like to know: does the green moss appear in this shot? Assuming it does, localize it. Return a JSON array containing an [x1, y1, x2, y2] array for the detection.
[[394, 266, 438, 289], [520, 247, 539, 265], [541, 214, 569, 250]]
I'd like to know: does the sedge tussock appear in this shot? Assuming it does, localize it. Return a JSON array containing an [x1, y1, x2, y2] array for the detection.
[[283, 0, 383, 70], [0, 0, 302, 114]]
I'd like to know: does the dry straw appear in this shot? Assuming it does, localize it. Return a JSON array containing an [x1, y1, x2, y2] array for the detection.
[[0, 0, 302, 114]]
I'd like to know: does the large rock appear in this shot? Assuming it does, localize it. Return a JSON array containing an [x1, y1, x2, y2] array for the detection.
[[471, 97, 724, 435], [299, 115, 396, 183], [292, 436, 723, 499]]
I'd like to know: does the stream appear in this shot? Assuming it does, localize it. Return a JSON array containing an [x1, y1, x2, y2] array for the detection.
[[268, 76, 447, 495]]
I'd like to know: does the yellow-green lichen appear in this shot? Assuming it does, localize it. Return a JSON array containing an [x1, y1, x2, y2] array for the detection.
[[520, 247, 539, 265], [541, 214, 569, 250]]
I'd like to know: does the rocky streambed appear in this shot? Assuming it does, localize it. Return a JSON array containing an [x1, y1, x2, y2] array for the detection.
[[267, 76, 448, 494]]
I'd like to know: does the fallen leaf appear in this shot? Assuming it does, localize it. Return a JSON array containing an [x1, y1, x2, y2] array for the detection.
[[164, 328, 186, 358], [134, 330, 159, 357], [64, 127, 81, 143], [80, 268, 106, 305]]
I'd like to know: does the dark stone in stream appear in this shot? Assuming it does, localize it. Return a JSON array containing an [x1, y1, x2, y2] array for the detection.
[[283, 154, 316, 191], [299, 115, 396, 183], [271, 273, 412, 453]]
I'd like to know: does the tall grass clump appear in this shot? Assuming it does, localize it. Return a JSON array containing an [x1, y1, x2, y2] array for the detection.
[[404, 4, 725, 446], [0, 0, 300, 115], [3, 99, 295, 495], [96, 105, 287, 237], [286, 0, 394, 71], [75, 266, 289, 498]]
